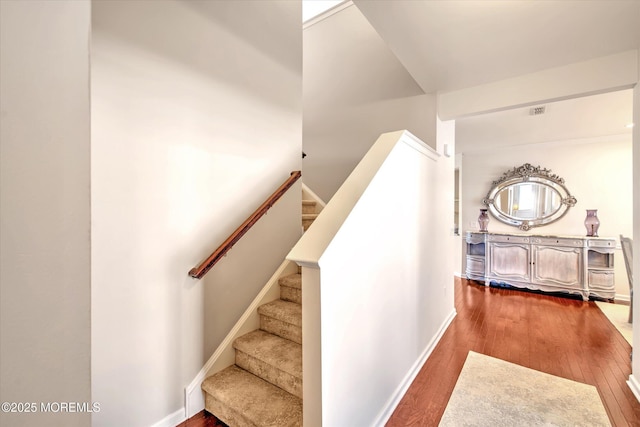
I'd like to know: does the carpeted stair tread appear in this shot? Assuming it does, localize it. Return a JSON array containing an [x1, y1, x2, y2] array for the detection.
[[258, 300, 301, 327], [279, 273, 302, 290], [202, 365, 302, 427], [233, 330, 302, 378], [302, 213, 319, 220]]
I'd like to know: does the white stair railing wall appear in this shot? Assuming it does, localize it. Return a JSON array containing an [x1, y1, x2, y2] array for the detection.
[[288, 129, 457, 427]]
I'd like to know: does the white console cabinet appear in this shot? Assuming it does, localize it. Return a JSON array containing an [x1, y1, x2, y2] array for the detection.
[[465, 232, 615, 300]]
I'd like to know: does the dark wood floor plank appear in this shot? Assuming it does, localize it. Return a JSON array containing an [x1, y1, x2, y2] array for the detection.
[[176, 410, 227, 427]]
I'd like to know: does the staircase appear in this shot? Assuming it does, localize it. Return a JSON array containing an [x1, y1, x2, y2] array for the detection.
[[201, 195, 320, 427], [302, 199, 319, 231]]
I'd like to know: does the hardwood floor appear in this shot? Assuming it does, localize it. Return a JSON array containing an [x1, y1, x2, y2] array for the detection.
[[176, 410, 227, 427], [387, 277, 640, 427], [179, 277, 640, 426]]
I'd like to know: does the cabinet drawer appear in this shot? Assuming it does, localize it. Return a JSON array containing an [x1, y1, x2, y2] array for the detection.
[[531, 237, 583, 248], [466, 232, 485, 244], [466, 256, 485, 275], [487, 234, 530, 244], [589, 270, 615, 299], [588, 270, 615, 289], [587, 239, 616, 249]]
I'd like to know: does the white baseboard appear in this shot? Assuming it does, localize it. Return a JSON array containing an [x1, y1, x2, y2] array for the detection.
[[372, 308, 458, 427], [150, 407, 185, 427], [184, 259, 298, 418], [615, 294, 631, 303], [628, 374, 640, 403]]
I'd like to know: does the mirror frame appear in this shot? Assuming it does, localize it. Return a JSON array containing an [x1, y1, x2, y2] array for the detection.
[[482, 163, 577, 231]]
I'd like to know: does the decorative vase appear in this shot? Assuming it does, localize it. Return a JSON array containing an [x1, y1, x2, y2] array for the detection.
[[478, 208, 490, 232], [584, 209, 600, 237]]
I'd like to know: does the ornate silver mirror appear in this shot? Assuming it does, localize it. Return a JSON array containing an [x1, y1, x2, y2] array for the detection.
[[483, 163, 577, 231]]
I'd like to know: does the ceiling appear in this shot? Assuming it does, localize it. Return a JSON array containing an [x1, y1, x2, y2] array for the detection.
[[353, 0, 640, 94], [305, 1, 639, 150], [455, 89, 634, 153], [304, 3, 423, 108]]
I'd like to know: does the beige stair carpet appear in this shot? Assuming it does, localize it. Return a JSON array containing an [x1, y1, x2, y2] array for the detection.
[[202, 365, 301, 427], [258, 299, 302, 344], [302, 199, 317, 214], [234, 329, 302, 398], [202, 272, 303, 427], [302, 213, 318, 231], [439, 351, 611, 426], [278, 273, 302, 304], [200, 191, 316, 426]]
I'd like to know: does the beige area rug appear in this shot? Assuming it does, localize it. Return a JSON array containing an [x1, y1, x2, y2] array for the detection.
[[439, 352, 611, 427], [595, 301, 632, 346]]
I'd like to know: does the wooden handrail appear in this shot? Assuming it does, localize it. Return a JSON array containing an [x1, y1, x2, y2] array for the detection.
[[189, 171, 302, 279]]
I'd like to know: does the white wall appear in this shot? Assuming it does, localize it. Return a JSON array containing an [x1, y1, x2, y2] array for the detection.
[[460, 136, 633, 298], [91, 1, 302, 426], [454, 154, 464, 276], [303, 3, 438, 202], [630, 57, 640, 398], [304, 93, 437, 202], [289, 131, 455, 426], [0, 1, 92, 426]]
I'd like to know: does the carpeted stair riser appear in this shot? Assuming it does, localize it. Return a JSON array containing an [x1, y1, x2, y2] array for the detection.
[[279, 273, 302, 304], [233, 330, 302, 398], [302, 200, 317, 214], [202, 365, 302, 427], [204, 391, 254, 427], [280, 287, 302, 304], [258, 300, 302, 344], [259, 316, 302, 344], [235, 352, 302, 399]]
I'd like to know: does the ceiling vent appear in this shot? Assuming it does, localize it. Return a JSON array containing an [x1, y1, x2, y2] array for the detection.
[[529, 106, 546, 116]]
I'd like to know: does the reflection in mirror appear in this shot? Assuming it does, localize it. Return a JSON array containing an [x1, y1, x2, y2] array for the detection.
[[483, 164, 577, 230], [494, 183, 562, 220]]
